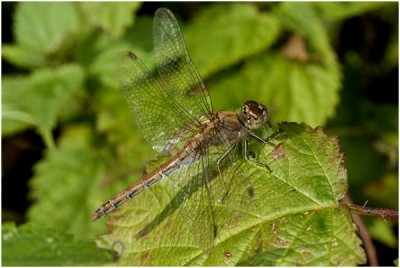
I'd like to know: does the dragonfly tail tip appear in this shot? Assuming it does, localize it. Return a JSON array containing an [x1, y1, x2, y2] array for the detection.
[[91, 213, 99, 222]]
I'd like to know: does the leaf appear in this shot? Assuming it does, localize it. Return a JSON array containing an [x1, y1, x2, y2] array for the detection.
[[274, 2, 334, 58], [27, 122, 153, 241], [96, 123, 366, 266], [80, 2, 142, 38], [14, 2, 80, 54], [207, 3, 341, 127], [27, 125, 110, 239], [367, 218, 398, 248], [92, 81, 157, 179], [2, 44, 47, 68], [2, 222, 112, 266], [88, 16, 155, 89], [2, 76, 37, 135], [185, 3, 280, 78], [210, 52, 341, 127], [2, 65, 84, 146], [314, 2, 395, 21], [4, 2, 82, 69], [88, 42, 130, 89]]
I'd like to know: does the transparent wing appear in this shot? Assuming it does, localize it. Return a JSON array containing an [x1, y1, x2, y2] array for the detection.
[[153, 8, 213, 121], [169, 131, 255, 249], [208, 133, 256, 232], [169, 151, 217, 249], [116, 7, 213, 155], [116, 51, 196, 155]]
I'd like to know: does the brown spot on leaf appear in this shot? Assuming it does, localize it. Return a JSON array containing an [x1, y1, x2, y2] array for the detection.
[[224, 251, 233, 258], [229, 216, 240, 229], [140, 251, 151, 263], [281, 34, 309, 62], [272, 144, 285, 159]]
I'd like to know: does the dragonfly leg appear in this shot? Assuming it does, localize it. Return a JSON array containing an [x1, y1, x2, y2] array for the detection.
[[249, 129, 282, 143], [244, 134, 273, 172], [217, 141, 239, 198], [217, 141, 238, 169]]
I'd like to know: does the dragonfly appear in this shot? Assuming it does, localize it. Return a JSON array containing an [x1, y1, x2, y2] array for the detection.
[[92, 8, 277, 248]]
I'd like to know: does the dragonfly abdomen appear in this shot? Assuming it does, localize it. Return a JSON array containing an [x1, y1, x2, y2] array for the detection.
[[91, 138, 201, 221]]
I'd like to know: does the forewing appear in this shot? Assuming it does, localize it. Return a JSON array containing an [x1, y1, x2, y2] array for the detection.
[[153, 8, 213, 121], [168, 131, 255, 250], [116, 51, 194, 154]]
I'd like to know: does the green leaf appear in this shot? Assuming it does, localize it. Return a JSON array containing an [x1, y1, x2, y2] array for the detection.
[[2, 76, 37, 135], [14, 2, 80, 54], [96, 123, 366, 265], [210, 52, 341, 127], [208, 3, 341, 127], [80, 2, 142, 38], [2, 222, 112, 266], [274, 2, 334, 58], [314, 2, 395, 21], [88, 42, 129, 89], [27, 125, 113, 239], [2, 44, 46, 68], [185, 3, 280, 78], [2, 64, 84, 144], [88, 17, 154, 89], [92, 81, 152, 151], [367, 218, 398, 248]]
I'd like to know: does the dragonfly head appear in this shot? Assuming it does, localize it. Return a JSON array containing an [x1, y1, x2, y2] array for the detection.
[[241, 100, 269, 129]]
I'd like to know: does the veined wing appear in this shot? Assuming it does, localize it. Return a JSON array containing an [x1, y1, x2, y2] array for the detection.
[[153, 8, 213, 122], [116, 51, 196, 155], [168, 129, 256, 249]]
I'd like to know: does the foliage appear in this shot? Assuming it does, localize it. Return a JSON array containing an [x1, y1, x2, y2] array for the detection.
[[99, 123, 365, 266], [2, 222, 113, 266], [2, 2, 397, 266]]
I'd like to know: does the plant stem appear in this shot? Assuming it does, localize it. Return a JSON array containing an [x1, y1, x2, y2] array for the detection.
[[342, 202, 399, 218], [340, 195, 399, 266]]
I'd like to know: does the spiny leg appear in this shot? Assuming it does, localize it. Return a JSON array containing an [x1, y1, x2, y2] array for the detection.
[[244, 134, 273, 172], [246, 128, 283, 169], [217, 141, 239, 203], [248, 128, 282, 143]]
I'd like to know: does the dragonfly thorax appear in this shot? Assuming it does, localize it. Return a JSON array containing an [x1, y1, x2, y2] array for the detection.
[[241, 100, 269, 130]]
